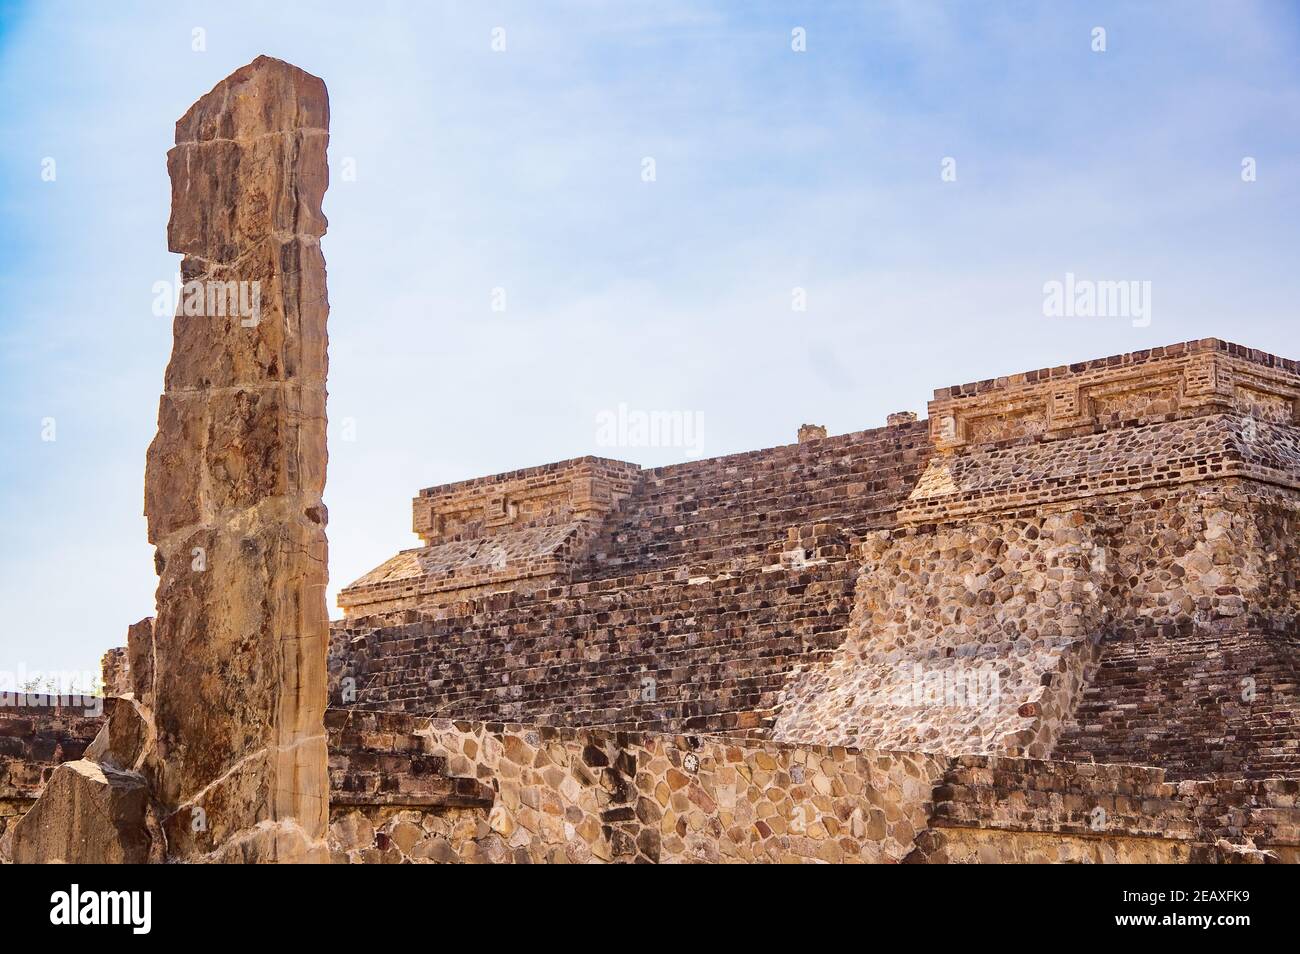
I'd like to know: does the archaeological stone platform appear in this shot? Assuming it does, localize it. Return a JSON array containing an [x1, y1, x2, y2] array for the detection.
[[7, 338, 1299, 863]]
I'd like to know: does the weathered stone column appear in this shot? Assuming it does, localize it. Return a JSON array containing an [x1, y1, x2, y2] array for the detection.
[[13, 56, 331, 865], [142, 55, 331, 862]]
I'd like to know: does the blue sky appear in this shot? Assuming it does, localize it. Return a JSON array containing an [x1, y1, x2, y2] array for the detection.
[[1, 1, 1297, 678]]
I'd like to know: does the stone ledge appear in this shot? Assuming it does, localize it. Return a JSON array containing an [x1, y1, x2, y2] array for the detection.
[[929, 340, 1300, 452]]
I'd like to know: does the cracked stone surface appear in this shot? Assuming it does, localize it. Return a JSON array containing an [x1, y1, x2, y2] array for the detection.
[[144, 54, 331, 863], [11, 760, 158, 865], [12, 55, 331, 865]]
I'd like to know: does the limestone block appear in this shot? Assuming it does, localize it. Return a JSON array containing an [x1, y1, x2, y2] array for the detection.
[[85, 697, 152, 773], [126, 617, 155, 708], [11, 760, 155, 865]]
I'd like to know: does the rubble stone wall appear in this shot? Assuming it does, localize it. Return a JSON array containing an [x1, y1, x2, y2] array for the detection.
[[772, 512, 1108, 757], [773, 479, 1300, 769], [325, 709, 948, 864], [9, 703, 1298, 863], [330, 420, 934, 730], [912, 755, 1300, 864], [323, 711, 1299, 863]]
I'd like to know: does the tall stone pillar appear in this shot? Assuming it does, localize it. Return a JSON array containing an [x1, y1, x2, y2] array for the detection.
[[145, 55, 331, 862], [12, 56, 331, 864]]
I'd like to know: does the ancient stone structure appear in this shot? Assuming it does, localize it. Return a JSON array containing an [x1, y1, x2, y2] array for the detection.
[[797, 423, 827, 443], [100, 647, 130, 697], [0, 697, 100, 858], [10, 56, 331, 864], [4, 60, 1298, 865], [318, 338, 1299, 863], [8, 338, 1299, 863], [337, 458, 641, 618]]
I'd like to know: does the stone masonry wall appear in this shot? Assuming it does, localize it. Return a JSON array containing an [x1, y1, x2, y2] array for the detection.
[[763, 338, 1300, 772], [412, 457, 642, 546], [926, 338, 1299, 454], [15, 340, 1299, 863], [326, 709, 949, 864], [328, 340, 1300, 787], [772, 512, 1107, 758], [1054, 626, 1300, 779], [331, 420, 932, 732], [582, 419, 932, 580], [333, 560, 857, 734], [774, 479, 1300, 766], [339, 457, 641, 616], [913, 755, 1300, 864], [8, 703, 1297, 863], [339, 420, 932, 619], [323, 711, 1299, 863]]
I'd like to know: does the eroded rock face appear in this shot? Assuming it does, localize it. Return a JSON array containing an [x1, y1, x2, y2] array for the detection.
[[13, 55, 331, 865], [142, 54, 331, 863], [85, 697, 153, 773], [11, 761, 158, 865], [125, 617, 155, 709]]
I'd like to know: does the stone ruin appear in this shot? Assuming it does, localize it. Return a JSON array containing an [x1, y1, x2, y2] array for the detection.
[[2, 58, 1298, 864], [9, 56, 330, 864]]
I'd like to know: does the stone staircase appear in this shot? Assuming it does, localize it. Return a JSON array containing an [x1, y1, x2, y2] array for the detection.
[[581, 420, 931, 579], [1053, 627, 1300, 779], [331, 421, 934, 736], [337, 560, 857, 733]]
